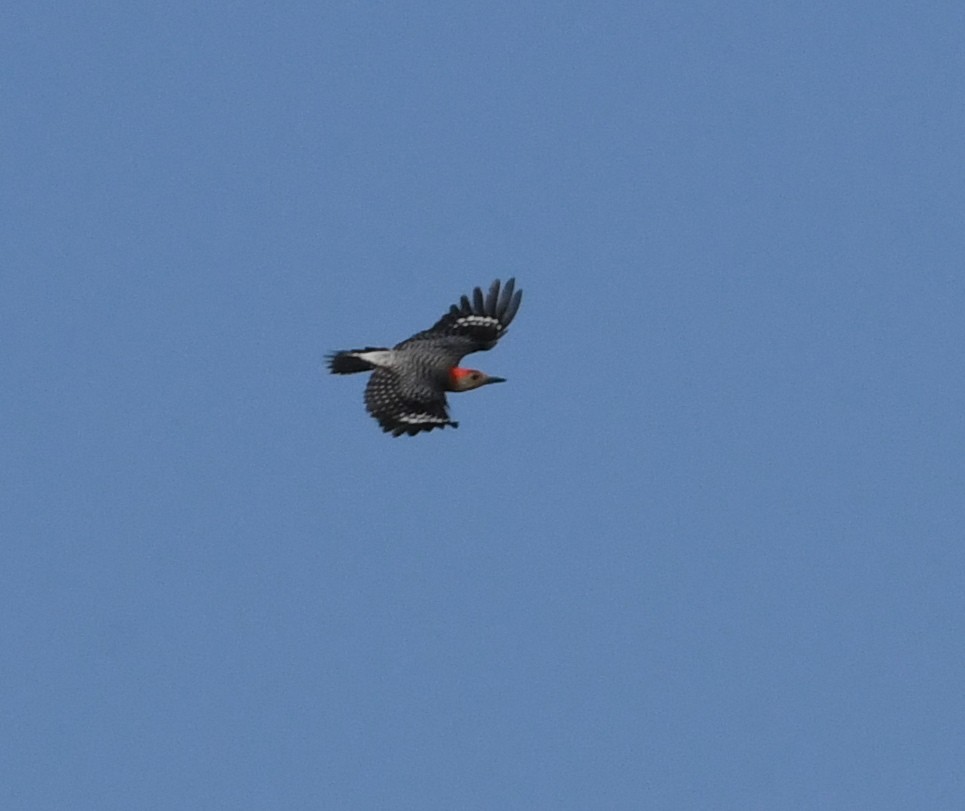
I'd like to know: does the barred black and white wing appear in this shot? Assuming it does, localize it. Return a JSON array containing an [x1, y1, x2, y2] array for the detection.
[[396, 278, 523, 360], [364, 368, 458, 437], [330, 278, 523, 436]]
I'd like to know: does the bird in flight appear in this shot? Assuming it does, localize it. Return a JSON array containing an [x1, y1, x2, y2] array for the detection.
[[327, 278, 523, 436]]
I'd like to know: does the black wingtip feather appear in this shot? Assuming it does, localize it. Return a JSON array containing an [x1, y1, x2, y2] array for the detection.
[[503, 289, 523, 325], [496, 278, 516, 319], [473, 286, 485, 313], [484, 280, 499, 313]]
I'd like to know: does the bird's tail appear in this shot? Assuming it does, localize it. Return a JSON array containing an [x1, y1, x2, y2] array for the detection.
[[326, 347, 390, 374]]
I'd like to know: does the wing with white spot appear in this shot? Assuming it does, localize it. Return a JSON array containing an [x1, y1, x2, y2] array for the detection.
[[396, 278, 523, 357], [364, 369, 458, 437]]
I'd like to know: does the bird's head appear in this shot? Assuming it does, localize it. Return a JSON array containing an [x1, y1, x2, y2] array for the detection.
[[448, 367, 506, 392]]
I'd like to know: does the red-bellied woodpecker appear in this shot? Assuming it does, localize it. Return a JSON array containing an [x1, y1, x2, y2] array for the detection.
[[327, 278, 523, 436]]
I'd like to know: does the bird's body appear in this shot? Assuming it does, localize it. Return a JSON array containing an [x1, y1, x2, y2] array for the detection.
[[328, 278, 522, 436]]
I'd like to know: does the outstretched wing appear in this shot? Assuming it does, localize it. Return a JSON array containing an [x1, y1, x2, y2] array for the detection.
[[364, 368, 458, 437], [395, 278, 523, 358]]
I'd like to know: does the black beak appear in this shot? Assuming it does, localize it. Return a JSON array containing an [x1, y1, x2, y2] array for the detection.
[[486, 376, 507, 384]]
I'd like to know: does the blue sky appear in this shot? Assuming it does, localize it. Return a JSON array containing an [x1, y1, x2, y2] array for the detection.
[[3, 1, 964, 807]]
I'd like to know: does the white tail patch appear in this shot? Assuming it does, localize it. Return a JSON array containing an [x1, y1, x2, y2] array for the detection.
[[354, 350, 396, 367]]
